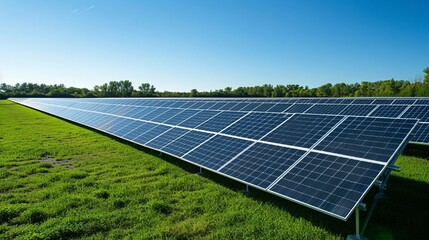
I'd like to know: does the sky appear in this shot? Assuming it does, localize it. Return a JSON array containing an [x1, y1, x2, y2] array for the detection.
[[0, 0, 428, 92]]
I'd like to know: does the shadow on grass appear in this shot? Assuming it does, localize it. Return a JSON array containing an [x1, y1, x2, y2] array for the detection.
[[15, 106, 429, 239]]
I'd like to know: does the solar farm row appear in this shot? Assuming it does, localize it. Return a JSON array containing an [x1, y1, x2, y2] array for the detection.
[[10, 98, 418, 220], [16, 97, 429, 144]]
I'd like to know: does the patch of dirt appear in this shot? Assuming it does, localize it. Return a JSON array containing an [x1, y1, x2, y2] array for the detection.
[[40, 157, 73, 169]]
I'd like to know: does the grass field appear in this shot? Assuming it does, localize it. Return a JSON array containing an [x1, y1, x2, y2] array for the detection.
[[0, 100, 428, 239]]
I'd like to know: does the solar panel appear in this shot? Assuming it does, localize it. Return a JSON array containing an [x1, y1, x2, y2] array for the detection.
[[401, 106, 429, 122], [9, 97, 420, 221], [219, 143, 305, 188], [161, 131, 214, 157], [314, 117, 417, 162], [269, 152, 384, 219], [369, 105, 408, 118], [195, 111, 246, 132], [262, 114, 343, 148], [183, 135, 253, 170], [305, 104, 347, 115], [284, 104, 313, 113], [410, 123, 429, 144], [340, 105, 375, 116], [221, 112, 291, 140]]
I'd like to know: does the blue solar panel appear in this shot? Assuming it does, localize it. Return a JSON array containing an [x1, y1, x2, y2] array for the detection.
[[267, 103, 292, 112], [415, 99, 429, 105], [352, 99, 374, 104], [133, 124, 171, 145], [140, 108, 169, 121], [314, 117, 417, 162], [178, 110, 220, 128], [195, 111, 246, 132], [123, 122, 157, 141], [262, 114, 343, 148], [218, 102, 240, 110], [151, 109, 184, 123], [401, 106, 429, 122], [221, 112, 291, 140], [284, 104, 313, 113], [160, 131, 214, 157], [240, 102, 262, 111], [219, 143, 305, 188], [305, 104, 347, 115], [146, 127, 189, 149], [392, 99, 416, 105], [253, 103, 277, 112], [183, 135, 253, 170], [269, 152, 384, 219], [340, 105, 375, 116], [164, 109, 200, 125], [372, 99, 394, 105], [411, 123, 429, 143], [229, 102, 251, 111], [369, 105, 407, 118]]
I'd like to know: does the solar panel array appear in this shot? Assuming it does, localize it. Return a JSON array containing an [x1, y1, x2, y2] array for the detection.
[[9, 97, 421, 221]]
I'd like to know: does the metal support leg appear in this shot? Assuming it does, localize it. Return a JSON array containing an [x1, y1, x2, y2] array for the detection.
[[196, 167, 203, 175], [346, 205, 368, 240]]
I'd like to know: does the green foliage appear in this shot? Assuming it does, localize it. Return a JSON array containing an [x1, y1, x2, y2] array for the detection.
[[1, 67, 429, 99], [0, 100, 428, 239]]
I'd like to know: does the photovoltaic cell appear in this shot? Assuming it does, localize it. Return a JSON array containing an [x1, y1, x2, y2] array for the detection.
[[369, 105, 407, 118], [161, 131, 214, 157], [240, 102, 262, 111], [178, 110, 220, 128], [183, 135, 253, 170], [284, 104, 313, 113], [146, 127, 189, 149], [164, 109, 200, 125], [133, 124, 171, 145], [267, 103, 292, 112], [262, 114, 343, 148], [270, 152, 384, 219], [352, 99, 374, 104], [150, 108, 184, 123], [195, 111, 246, 132], [372, 99, 394, 105], [314, 117, 417, 162], [221, 112, 290, 140], [253, 103, 277, 112], [339, 105, 375, 116], [123, 122, 157, 141], [392, 99, 416, 105], [401, 106, 429, 122], [410, 123, 429, 143], [305, 104, 347, 115], [220, 143, 305, 188]]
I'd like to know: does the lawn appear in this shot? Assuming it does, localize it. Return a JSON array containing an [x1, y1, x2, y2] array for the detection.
[[0, 100, 428, 239]]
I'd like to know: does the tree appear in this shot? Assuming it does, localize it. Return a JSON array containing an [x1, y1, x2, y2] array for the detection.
[[424, 67, 429, 83], [190, 89, 198, 97], [138, 83, 156, 96]]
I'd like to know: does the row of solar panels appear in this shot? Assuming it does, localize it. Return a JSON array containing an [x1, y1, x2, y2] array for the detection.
[[18, 97, 429, 144], [79, 97, 429, 105], [10, 98, 417, 220]]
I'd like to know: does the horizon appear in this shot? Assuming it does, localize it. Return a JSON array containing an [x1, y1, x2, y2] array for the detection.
[[1, 0, 428, 92]]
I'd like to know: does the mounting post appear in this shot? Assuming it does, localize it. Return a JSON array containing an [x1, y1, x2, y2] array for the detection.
[[196, 167, 203, 176], [346, 203, 368, 240]]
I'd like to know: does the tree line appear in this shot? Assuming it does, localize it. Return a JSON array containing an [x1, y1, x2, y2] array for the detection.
[[1, 67, 428, 99]]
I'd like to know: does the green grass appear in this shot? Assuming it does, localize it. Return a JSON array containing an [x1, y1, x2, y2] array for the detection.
[[0, 100, 428, 239]]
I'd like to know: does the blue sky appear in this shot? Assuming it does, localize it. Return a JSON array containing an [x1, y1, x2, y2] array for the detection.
[[0, 0, 428, 92]]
